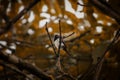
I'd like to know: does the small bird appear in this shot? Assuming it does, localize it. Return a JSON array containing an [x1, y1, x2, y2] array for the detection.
[[53, 34, 71, 56]]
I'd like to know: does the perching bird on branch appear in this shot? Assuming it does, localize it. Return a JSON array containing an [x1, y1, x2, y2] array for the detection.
[[53, 32, 74, 56]]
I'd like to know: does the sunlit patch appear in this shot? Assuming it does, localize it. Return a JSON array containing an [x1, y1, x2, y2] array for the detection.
[[9, 44, 16, 50], [65, 0, 75, 13], [84, 20, 91, 27], [7, 8, 11, 13], [96, 26, 103, 33], [107, 22, 112, 26], [39, 19, 50, 28], [5, 49, 12, 54], [0, 41, 7, 46], [18, 0, 22, 4], [7, 3, 11, 13], [78, 25, 85, 31], [40, 13, 51, 18], [18, 5, 24, 13], [50, 8, 56, 14], [65, 0, 84, 19], [77, 0, 84, 11], [97, 20, 104, 24], [90, 39, 95, 44], [10, 45, 16, 49], [28, 11, 35, 23], [48, 27, 53, 32], [48, 48, 54, 52], [21, 19, 27, 24], [58, 14, 62, 17], [66, 19, 73, 25], [50, 16, 57, 20], [42, 4, 48, 12], [20, 16, 24, 20], [28, 29, 35, 35], [45, 44, 49, 48], [93, 13, 98, 18], [4, 34, 8, 37], [16, 42, 21, 45], [106, 0, 109, 2], [54, 19, 59, 24], [64, 15, 68, 19], [75, 12, 84, 18], [2, 19, 5, 23]]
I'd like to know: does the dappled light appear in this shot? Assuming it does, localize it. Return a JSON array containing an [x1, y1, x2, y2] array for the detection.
[[0, 0, 120, 80]]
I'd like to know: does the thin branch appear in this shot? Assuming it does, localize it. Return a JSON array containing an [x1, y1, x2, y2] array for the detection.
[[56, 20, 63, 72], [2, 13, 10, 23], [94, 59, 103, 80], [90, 0, 120, 24], [0, 61, 33, 80], [79, 29, 120, 80], [70, 30, 90, 42], [0, 0, 41, 35], [58, 20, 62, 56], [94, 28, 120, 79], [0, 43, 15, 53], [45, 22, 57, 56], [77, 2, 89, 7], [0, 51, 52, 80], [63, 32, 75, 39], [58, 21, 74, 58]]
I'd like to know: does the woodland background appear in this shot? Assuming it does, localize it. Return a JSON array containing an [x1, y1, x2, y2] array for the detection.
[[0, 0, 120, 80]]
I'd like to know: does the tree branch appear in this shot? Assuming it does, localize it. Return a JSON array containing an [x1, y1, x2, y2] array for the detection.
[[0, 61, 33, 80], [45, 22, 57, 56], [58, 20, 62, 57], [78, 29, 120, 80], [56, 20, 63, 72], [0, 0, 41, 35], [0, 51, 52, 80], [90, 0, 120, 24]]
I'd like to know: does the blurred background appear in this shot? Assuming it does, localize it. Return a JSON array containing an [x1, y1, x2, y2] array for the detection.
[[0, 0, 120, 80]]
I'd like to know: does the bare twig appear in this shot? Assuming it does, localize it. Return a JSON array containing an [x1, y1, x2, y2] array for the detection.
[[45, 22, 57, 56], [90, 0, 120, 24], [2, 13, 10, 23], [94, 28, 120, 79], [63, 32, 75, 39], [78, 1, 120, 79], [58, 20, 62, 56], [79, 29, 120, 80], [0, 51, 52, 80], [0, 43, 15, 53], [0, 61, 33, 80], [77, 2, 89, 6], [0, 0, 41, 35], [94, 59, 103, 80], [70, 30, 90, 42], [56, 20, 63, 72]]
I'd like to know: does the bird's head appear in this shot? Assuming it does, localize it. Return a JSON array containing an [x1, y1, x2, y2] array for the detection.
[[54, 34, 59, 41]]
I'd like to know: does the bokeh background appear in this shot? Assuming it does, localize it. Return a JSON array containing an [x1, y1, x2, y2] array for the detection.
[[0, 0, 120, 80]]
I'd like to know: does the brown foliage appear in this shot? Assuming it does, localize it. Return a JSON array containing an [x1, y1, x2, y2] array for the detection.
[[0, 0, 120, 80]]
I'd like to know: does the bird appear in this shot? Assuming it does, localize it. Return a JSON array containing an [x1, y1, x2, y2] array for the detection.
[[53, 34, 72, 56]]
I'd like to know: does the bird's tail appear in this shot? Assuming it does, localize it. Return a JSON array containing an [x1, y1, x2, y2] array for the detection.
[[63, 47, 75, 59]]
